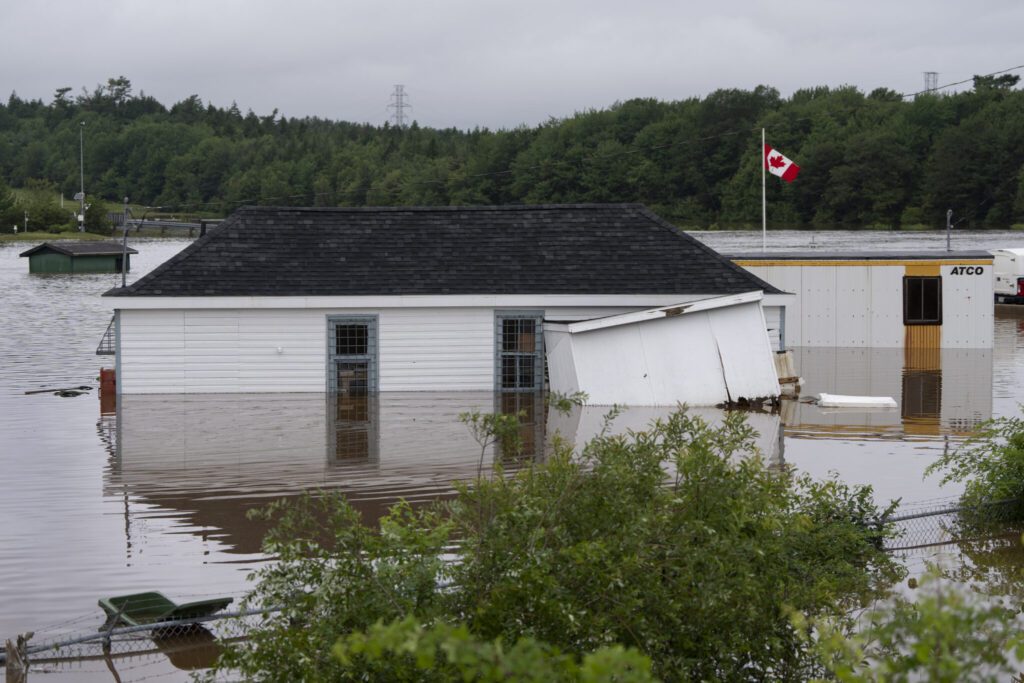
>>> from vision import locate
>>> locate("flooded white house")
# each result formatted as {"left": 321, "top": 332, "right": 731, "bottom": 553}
{"left": 103, "top": 205, "right": 789, "bottom": 402}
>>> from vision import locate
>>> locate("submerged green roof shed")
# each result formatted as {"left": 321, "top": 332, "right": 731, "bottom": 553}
{"left": 20, "top": 241, "right": 138, "bottom": 274}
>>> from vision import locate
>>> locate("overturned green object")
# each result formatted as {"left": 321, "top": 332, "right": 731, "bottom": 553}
{"left": 99, "top": 592, "right": 233, "bottom": 628}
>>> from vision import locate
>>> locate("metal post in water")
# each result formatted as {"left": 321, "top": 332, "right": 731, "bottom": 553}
{"left": 79, "top": 121, "right": 86, "bottom": 233}
{"left": 5, "top": 634, "right": 30, "bottom": 683}
{"left": 946, "top": 209, "right": 953, "bottom": 252}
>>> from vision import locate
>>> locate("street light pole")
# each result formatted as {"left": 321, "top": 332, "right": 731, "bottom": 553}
{"left": 79, "top": 121, "right": 85, "bottom": 232}
{"left": 946, "top": 209, "right": 953, "bottom": 253}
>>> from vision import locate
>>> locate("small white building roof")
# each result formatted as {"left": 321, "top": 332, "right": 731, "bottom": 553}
{"left": 545, "top": 291, "right": 764, "bottom": 335}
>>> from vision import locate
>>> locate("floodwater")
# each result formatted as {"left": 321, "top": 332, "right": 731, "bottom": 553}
{"left": 2, "top": 230, "right": 1024, "bottom": 681}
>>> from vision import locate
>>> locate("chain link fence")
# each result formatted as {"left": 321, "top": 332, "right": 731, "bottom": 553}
{"left": 884, "top": 497, "right": 1023, "bottom": 551}
{"left": 2, "top": 593, "right": 272, "bottom": 682}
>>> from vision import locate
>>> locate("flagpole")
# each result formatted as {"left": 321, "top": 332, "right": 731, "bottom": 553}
{"left": 761, "top": 128, "right": 766, "bottom": 252}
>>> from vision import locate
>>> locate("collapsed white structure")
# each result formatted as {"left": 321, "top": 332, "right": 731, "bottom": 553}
{"left": 544, "top": 291, "right": 781, "bottom": 406}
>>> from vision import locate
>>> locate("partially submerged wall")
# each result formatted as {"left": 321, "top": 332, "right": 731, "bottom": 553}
{"left": 544, "top": 294, "right": 781, "bottom": 406}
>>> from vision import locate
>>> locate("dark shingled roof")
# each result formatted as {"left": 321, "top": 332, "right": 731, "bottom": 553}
{"left": 20, "top": 241, "right": 138, "bottom": 257}
{"left": 104, "top": 204, "right": 781, "bottom": 297}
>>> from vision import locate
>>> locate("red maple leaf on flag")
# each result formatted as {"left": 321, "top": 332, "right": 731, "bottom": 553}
{"left": 765, "top": 143, "right": 800, "bottom": 182}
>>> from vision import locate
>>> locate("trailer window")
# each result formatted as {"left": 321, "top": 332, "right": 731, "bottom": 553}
{"left": 903, "top": 276, "right": 942, "bottom": 325}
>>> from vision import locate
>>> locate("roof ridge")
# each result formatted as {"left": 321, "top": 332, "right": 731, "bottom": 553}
{"left": 235, "top": 203, "right": 646, "bottom": 213}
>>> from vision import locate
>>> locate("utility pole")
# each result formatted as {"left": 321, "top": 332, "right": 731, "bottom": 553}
{"left": 121, "top": 197, "right": 131, "bottom": 287}
{"left": 946, "top": 209, "right": 953, "bottom": 252}
{"left": 387, "top": 85, "right": 411, "bottom": 128}
{"left": 924, "top": 72, "right": 938, "bottom": 93}
{"left": 78, "top": 121, "right": 86, "bottom": 232}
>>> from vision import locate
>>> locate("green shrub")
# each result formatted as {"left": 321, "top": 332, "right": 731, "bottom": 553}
{"left": 804, "top": 571, "right": 1024, "bottom": 683}
{"left": 926, "top": 413, "right": 1024, "bottom": 522}
{"left": 212, "top": 409, "right": 900, "bottom": 682}
{"left": 332, "top": 616, "right": 656, "bottom": 682}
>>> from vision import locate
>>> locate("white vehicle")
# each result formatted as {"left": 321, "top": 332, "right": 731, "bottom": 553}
{"left": 993, "top": 248, "right": 1024, "bottom": 303}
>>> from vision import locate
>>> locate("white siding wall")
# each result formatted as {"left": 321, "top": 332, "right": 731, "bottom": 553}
{"left": 941, "top": 265, "right": 993, "bottom": 348}
{"left": 117, "top": 298, "right": 776, "bottom": 394}
{"left": 238, "top": 310, "right": 326, "bottom": 392}
{"left": 119, "top": 310, "right": 186, "bottom": 394}
{"left": 868, "top": 268, "right": 905, "bottom": 347}
{"left": 120, "top": 307, "right": 498, "bottom": 394}
{"left": 378, "top": 309, "right": 494, "bottom": 391}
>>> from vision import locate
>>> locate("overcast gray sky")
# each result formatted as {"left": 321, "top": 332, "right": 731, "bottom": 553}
{"left": 1, "top": 0, "right": 1021, "bottom": 130}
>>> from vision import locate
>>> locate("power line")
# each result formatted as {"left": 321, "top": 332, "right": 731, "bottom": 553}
{"left": 901, "top": 63, "right": 1024, "bottom": 100}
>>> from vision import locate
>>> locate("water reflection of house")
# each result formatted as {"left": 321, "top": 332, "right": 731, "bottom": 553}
{"left": 102, "top": 205, "right": 787, "bottom": 396}
{"left": 107, "top": 393, "right": 500, "bottom": 554}
{"left": 549, "top": 405, "right": 784, "bottom": 466}
{"left": 105, "top": 394, "right": 781, "bottom": 554}
{"left": 780, "top": 347, "right": 992, "bottom": 439}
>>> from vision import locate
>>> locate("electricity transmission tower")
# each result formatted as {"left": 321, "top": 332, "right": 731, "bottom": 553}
{"left": 923, "top": 72, "right": 938, "bottom": 93}
{"left": 387, "top": 85, "right": 411, "bottom": 128}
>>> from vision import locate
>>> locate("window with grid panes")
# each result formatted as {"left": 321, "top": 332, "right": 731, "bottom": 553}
{"left": 327, "top": 316, "right": 377, "bottom": 395}
{"left": 496, "top": 312, "right": 544, "bottom": 391}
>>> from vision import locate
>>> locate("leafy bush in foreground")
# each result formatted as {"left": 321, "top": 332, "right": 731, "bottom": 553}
{"left": 926, "top": 413, "right": 1024, "bottom": 521}
{"left": 332, "top": 616, "right": 655, "bottom": 682}
{"left": 805, "top": 571, "right": 1024, "bottom": 683}
{"left": 211, "top": 409, "right": 900, "bottom": 682}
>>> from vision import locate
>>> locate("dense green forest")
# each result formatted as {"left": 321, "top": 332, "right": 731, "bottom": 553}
{"left": 2, "top": 74, "right": 1024, "bottom": 232}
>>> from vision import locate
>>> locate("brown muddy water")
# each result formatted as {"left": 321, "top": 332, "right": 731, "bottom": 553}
{"left": 2, "top": 230, "right": 1024, "bottom": 681}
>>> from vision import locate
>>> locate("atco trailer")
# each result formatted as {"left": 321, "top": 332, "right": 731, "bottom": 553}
{"left": 730, "top": 251, "right": 994, "bottom": 349}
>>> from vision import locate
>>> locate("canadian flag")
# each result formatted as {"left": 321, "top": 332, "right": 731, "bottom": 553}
{"left": 764, "top": 144, "right": 800, "bottom": 183}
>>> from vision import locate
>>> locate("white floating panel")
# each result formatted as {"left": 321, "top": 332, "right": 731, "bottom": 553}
{"left": 817, "top": 393, "right": 897, "bottom": 409}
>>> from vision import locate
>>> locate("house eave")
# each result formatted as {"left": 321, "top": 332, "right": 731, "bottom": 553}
{"left": 106, "top": 293, "right": 756, "bottom": 310}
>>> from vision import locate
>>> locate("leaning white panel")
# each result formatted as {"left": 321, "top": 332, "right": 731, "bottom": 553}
{"left": 543, "top": 291, "right": 781, "bottom": 406}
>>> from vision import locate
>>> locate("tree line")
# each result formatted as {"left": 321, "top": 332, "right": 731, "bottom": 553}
{"left": 1, "top": 74, "right": 1023, "bottom": 232}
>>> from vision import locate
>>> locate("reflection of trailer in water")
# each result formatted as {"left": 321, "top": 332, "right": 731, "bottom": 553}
{"left": 779, "top": 347, "right": 992, "bottom": 439}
